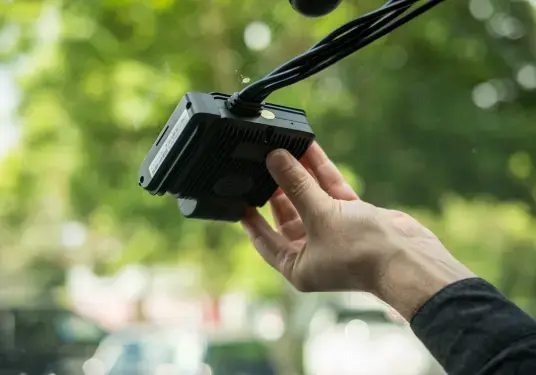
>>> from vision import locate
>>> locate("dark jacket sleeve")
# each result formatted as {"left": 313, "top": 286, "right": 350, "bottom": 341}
{"left": 410, "top": 277, "right": 536, "bottom": 375}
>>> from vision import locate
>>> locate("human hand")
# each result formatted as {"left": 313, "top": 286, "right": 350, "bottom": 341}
{"left": 241, "top": 142, "right": 475, "bottom": 320}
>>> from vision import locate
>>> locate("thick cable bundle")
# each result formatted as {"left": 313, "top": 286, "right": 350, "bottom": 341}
{"left": 232, "top": 0, "right": 445, "bottom": 107}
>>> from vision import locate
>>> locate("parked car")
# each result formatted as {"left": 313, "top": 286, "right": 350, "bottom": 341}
{"left": 88, "top": 324, "right": 206, "bottom": 375}
{"left": 0, "top": 306, "right": 108, "bottom": 375}
{"left": 204, "top": 336, "right": 277, "bottom": 375}
{"left": 303, "top": 304, "right": 445, "bottom": 375}
{"left": 89, "top": 324, "right": 278, "bottom": 375}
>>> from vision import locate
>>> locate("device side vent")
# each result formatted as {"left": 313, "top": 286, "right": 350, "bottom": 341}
{"left": 181, "top": 123, "right": 266, "bottom": 196}
{"left": 248, "top": 133, "right": 311, "bottom": 206}
{"left": 180, "top": 122, "right": 311, "bottom": 205}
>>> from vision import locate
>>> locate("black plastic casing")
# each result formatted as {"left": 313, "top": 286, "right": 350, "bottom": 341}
{"left": 138, "top": 92, "right": 315, "bottom": 222}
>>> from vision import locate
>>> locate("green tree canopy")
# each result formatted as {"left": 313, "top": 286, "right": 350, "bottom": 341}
{"left": 1, "top": 0, "right": 536, "bottom": 304}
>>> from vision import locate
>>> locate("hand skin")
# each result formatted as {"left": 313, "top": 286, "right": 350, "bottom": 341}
{"left": 241, "top": 142, "right": 475, "bottom": 321}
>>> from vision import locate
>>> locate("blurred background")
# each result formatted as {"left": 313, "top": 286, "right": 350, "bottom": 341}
{"left": 1, "top": 0, "right": 536, "bottom": 374}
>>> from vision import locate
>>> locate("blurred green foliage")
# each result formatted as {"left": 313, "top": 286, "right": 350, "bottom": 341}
{"left": 1, "top": 0, "right": 536, "bottom": 311}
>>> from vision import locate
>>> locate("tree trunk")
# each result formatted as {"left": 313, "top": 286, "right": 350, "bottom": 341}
{"left": 271, "top": 287, "right": 324, "bottom": 375}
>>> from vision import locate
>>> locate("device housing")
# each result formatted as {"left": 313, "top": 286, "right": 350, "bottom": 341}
{"left": 138, "top": 92, "right": 315, "bottom": 222}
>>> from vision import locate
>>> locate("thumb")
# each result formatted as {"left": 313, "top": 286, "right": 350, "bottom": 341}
{"left": 266, "top": 149, "right": 331, "bottom": 218}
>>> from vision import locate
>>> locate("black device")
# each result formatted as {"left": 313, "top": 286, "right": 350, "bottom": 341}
{"left": 289, "top": 0, "right": 344, "bottom": 17}
{"left": 138, "top": 0, "right": 446, "bottom": 221}
{"left": 138, "top": 92, "right": 314, "bottom": 222}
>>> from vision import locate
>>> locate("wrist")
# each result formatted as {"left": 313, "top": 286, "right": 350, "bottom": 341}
{"left": 374, "top": 246, "right": 475, "bottom": 321}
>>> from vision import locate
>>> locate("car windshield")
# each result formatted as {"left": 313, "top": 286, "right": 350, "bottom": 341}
{"left": 3, "top": 2, "right": 534, "bottom": 375}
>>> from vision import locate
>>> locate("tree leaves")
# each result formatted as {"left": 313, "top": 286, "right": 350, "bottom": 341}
{"left": 2, "top": 0, "right": 536, "bottom": 303}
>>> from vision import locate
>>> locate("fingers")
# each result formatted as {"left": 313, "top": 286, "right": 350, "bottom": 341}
{"left": 270, "top": 195, "right": 307, "bottom": 241}
{"left": 267, "top": 149, "right": 332, "bottom": 218}
{"left": 241, "top": 208, "right": 294, "bottom": 272}
{"left": 302, "top": 142, "right": 359, "bottom": 201}
{"left": 270, "top": 188, "right": 300, "bottom": 228}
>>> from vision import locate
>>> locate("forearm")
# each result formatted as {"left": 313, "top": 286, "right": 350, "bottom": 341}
{"left": 374, "top": 248, "right": 536, "bottom": 375}
{"left": 375, "top": 248, "right": 475, "bottom": 321}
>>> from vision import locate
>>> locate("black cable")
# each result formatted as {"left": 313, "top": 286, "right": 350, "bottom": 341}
{"left": 268, "top": 0, "right": 415, "bottom": 75}
{"left": 245, "top": 0, "right": 417, "bottom": 101}
{"left": 252, "top": 1, "right": 418, "bottom": 101}
{"left": 226, "top": 0, "right": 446, "bottom": 115}
{"left": 237, "top": 0, "right": 417, "bottom": 102}
{"left": 255, "top": 0, "right": 445, "bottom": 101}
{"left": 310, "top": 0, "right": 402, "bottom": 48}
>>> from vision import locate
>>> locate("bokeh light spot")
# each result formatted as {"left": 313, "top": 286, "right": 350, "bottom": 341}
{"left": 469, "top": 0, "right": 494, "bottom": 21}
{"left": 508, "top": 152, "right": 532, "bottom": 180}
{"left": 516, "top": 64, "right": 536, "bottom": 90}
{"left": 472, "top": 82, "right": 498, "bottom": 109}
{"left": 243, "top": 21, "right": 272, "bottom": 51}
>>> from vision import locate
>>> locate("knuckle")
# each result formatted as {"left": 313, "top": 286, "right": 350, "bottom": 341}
{"left": 351, "top": 202, "right": 381, "bottom": 230}
{"left": 310, "top": 200, "right": 338, "bottom": 231}
{"left": 287, "top": 171, "right": 313, "bottom": 198}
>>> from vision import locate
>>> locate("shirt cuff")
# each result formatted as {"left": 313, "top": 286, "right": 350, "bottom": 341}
{"left": 410, "top": 277, "right": 536, "bottom": 375}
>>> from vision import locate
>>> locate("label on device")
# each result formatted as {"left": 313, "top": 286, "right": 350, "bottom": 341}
{"left": 149, "top": 109, "right": 190, "bottom": 177}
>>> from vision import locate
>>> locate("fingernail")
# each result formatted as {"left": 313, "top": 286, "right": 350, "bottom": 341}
{"left": 266, "top": 149, "right": 292, "bottom": 173}
{"left": 271, "top": 187, "right": 284, "bottom": 199}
